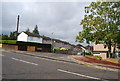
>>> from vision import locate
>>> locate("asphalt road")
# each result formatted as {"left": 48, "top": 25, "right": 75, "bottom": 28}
{"left": 1, "top": 51, "right": 119, "bottom": 80}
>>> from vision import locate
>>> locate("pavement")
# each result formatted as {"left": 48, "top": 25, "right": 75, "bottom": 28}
{"left": 70, "top": 55, "right": 120, "bottom": 72}
{"left": 1, "top": 49, "right": 120, "bottom": 72}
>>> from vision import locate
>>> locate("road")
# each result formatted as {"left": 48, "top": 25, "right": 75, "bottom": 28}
{"left": 1, "top": 51, "right": 119, "bottom": 80}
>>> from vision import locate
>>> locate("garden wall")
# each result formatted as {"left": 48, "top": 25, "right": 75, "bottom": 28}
{"left": 1, "top": 44, "right": 18, "bottom": 50}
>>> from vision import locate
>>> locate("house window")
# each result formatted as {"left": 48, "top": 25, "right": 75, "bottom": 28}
{"left": 30, "top": 37, "right": 33, "bottom": 41}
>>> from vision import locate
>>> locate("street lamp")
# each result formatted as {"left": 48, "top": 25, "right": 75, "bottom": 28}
{"left": 51, "top": 32, "right": 54, "bottom": 52}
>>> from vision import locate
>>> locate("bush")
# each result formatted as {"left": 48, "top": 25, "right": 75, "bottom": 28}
{"left": 85, "top": 52, "right": 93, "bottom": 56}
{"left": 0, "top": 40, "right": 17, "bottom": 44}
{"left": 94, "top": 56, "right": 102, "bottom": 60}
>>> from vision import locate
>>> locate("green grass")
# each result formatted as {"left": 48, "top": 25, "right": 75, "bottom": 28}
{"left": 0, "top": 40, "right": 17, "bottom": 44}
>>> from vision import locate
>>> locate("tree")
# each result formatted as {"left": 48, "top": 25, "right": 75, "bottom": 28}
{"left": 25, "top": 28, "right": 30, "bottom": 33}
{"left": 1, "top": 34, "right": 9, "bottom": 40}
{"left": 76, "top": 1, "right": 120, "bottom": 58}
{"left": 9, "top": 31, "right": 17, "bottom": 40}
{"left": 32, "top": 25, "right": 39, "bottom": 35}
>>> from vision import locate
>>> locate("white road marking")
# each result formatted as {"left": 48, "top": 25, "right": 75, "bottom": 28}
{"left": 57, "top": 69, "right": 100, "bottom": 80}
{"left": 11, "top": 57, "right": 38, "bottom": 66}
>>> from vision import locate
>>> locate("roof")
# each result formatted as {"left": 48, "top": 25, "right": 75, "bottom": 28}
{"left": 24, "top": 32, "right": 42, "bottom": 37}
{"left": 20, "top": 32, "right": 72, "bottom": 46}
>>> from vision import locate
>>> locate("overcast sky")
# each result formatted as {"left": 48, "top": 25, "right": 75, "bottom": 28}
{"left": 1, "top": 1, "right": 92, "bottom": 46}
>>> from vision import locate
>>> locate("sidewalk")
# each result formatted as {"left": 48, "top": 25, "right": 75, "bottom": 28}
{"left": 71, "top": 55, "right": 120, "bottom": 72}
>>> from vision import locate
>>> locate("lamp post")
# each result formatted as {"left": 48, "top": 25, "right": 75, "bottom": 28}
{"left": 16, "top": 15, "right": 20, "bottom": 38}
{"left": 51, "top": 32, "right": 54, "bottom": 52}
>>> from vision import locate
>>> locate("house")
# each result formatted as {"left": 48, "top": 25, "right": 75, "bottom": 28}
{"left": 18, "top": 32, "right": 72, "bottom": 49}
{"left": 17, "top": 32, "right": 51, "bottom": 52}
{"left": 84, "top": 45, "right": 93, "bottom": 53}
{"left": 17, "top": 32, "right": 82, "bottom": 54}
{"left": 17, "top": 32, "right": 42, "bottom": 43}
{"left": 93, "top": 43, "right": 120, "bottom": 59}
{"left": 42, "top": 35, "right": 72, "bottom": 49}
{"left": 70, "top": 44, "right": 82, "bottom": 54}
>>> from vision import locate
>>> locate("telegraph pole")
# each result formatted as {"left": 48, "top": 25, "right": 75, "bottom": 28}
{"left": 16, "top": 15, "right": 20, "bottom": 38}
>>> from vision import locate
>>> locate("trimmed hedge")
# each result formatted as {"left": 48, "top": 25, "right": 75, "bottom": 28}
{"left": 0, "top": 40, "right": 17, "bottom": 44}
{"left": 85, "top": 52, "right": 93, "bottom": 56}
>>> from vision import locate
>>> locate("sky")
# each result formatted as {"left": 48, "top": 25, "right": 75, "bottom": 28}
{"left": 1, "top": 0, "right": 93, "bottom": 46}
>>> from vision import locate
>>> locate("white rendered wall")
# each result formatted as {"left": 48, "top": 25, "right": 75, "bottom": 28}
{"left": 27, "top": 36, "right": 42, "bottom": 43}
{"left": 17, "top": 32, "right": 28, "bottom": 42}
{"left": 93, "top": 43, "right": 108, "bottom": 51}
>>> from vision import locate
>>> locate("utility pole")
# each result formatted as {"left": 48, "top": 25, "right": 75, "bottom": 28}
{"left": 51, "top": 32, "right": 54, "bottom": 52}
{"left": 16, "top": 15, "right": 20, "bottom": 38}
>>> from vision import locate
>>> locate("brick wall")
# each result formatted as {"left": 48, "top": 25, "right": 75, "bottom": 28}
{"left": 2, "top": 44, "right": 18, "bottom": 50}
{"left": 27, "top": 46, "right": 36, "bottom": 52}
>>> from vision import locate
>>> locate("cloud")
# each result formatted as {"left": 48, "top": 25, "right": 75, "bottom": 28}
{"left": 2, "top": 2, "right": 90, "bottom": 45}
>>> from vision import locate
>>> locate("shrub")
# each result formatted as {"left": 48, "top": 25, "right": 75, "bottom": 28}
{"left": 94, "top": 56, "right": 102, "bottom": 60}
{"left": 0, "top": 40, "right": 17, "bottom": 44}
{"left": 85, "top": 52, "right": 93, "bottom": 56}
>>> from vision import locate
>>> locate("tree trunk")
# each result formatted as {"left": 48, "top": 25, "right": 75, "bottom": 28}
{"left": 108, "top": 42, "right": 112, "bottom": 58}
{"left": 112, "top": 43, "right": 116, "bottom": 58}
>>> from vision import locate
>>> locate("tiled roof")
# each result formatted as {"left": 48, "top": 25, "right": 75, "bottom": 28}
{"left": 24, "top": 32, "right": 42, "bottom": 37}
{"left": 22, "top": 32, "right": 71, "bottom": 46}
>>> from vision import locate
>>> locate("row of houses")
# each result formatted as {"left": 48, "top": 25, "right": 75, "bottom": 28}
{"left": 17, "top": 32, "right": 120, "bottom": 58}
{"left": 17, "top": 32, "right": 82, "bottom": 54}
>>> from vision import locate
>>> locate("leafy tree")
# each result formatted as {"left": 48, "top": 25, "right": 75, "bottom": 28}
{"left": 76, "top": 1, "right": 120, "bottom": 58}
{"left": 9, "top": 31, "right": 17, "bottom": 40}
{"left": 0, "top": 34, "right": 9, "bottom": 40}
{"left": 32, "top": 25, "right": 39, "bottom": 35}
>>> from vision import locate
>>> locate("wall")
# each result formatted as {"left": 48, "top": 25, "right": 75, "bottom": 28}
{"left": 43, "top": 39, "right": 72, "bottom": 49}
{"left": 94, "top": 43, "right": 108, "bottom": 51}
{"left": 53, "top": 41, "right": 64, "bottom": 48}
{"left": 27, "top": 36, "right": 42, "bottom": 43}
{"left": 2, "top": 44, "right": 18, "bottom": 50}
{"left": 17, "top": 32, "right": 28, "bottom": 42}
{"left": 27, "top": 46, "right": 36, "bottom": 52}
{"left": 42, "top": 39, "right": 52, "bottom": 44}
{"left": 94, "top": 43, "right": 120, "bottom": 53}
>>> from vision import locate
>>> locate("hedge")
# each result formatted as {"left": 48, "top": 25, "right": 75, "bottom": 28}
{"left": 85, "top": 52, "right": 93, "bottom": 56}
{"left": 0, "top": 40, "right": 17, "bottom": 44}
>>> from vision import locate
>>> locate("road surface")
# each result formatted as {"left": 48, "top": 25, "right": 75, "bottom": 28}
{"left": 1, "top": 51, "right": 119, "bottom": 80}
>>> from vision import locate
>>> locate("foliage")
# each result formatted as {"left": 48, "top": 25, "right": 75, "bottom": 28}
{"left": 32, "top": 25, "right": 39, "bottom": 35}
{"left": 86, "top": 55, "right": 102, "bottom": 60}
{"left": 93, "top": 56, "right": 102, "bottom": 60}
{"left": 0, "top": 34, "right": 9, "bottom": 40}
{"left": 60, "top": 48, "right": 68, "bottom": 51}
{"left": 0, "top": 40, "right": 17, "bottom": 44}
{"left": 85, "top": 52, "right": 93, "bottom": 56}
{"left": 9, "top": 31, "right": 17, "bottom": 40}
{"left": 76, "top": 1, "right": 120, "bottom": 58}
{"left": 25, "top": 28, "right": 30, "bottom": 33}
